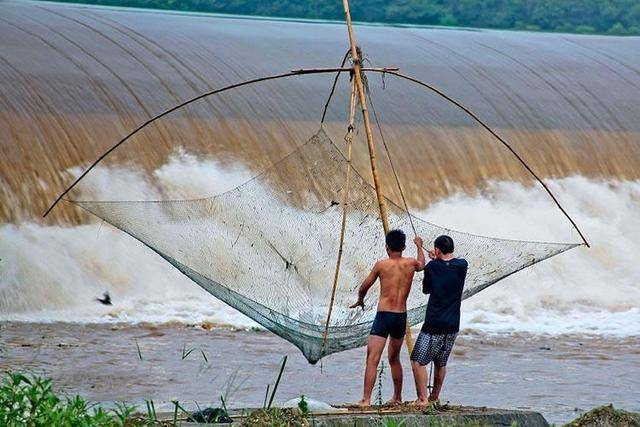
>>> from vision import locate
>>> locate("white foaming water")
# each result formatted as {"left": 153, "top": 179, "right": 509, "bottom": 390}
{"left": 423, "top": 178, "right": 640, "bottom": 337}
{"left": 1, "top": 153, "right": 639, "bottom": 337}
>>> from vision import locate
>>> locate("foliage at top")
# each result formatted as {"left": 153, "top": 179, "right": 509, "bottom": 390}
{"left": 50, "top": 0, "right": 640, "bottom": 35}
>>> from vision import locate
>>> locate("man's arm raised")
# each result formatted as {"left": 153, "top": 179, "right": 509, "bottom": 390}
{"left": 414, "top": 236, "right": 426, "bottom": 271}
{"left": 423, "top": 247, "right": 436, "bottom": 294}
{"left": 349, "top": 262, "right": 380, "bottom": 309}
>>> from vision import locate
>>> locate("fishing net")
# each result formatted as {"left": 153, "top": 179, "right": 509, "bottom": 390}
{"left": 72, "top": 127, "right": 578, "bottom": 363}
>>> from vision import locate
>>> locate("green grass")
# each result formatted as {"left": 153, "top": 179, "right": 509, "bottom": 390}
{"left": 564, "top": 404, "right": 640, "bottom": 426}
{"left": 0, "top": 371, "right": 124, "bottom": 426}
{"left": 0, "top": 371, "right": 182, "bottom": 426}
{"left": 241, "top": 407, "right": 308, "bottom": 427}
{"left": 0, "top": 341, "right": 287, "bottom": 425}
{"left": 297, "top": 395, "right": 309, "bottom": 415}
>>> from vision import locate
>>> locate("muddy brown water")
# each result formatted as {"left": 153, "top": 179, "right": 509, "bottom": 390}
{"left": 1, "top": 1, "right": 640, "bottom": 223}
{"left": 0, "top": 322, "right": 638, "bottom": 424}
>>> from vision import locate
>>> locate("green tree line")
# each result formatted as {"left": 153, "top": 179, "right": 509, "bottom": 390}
{"left": 53, "top": 0, "right": 640, "bottom": 35}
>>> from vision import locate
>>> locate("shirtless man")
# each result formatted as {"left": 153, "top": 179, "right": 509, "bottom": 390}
{"left": 349, "top": 229, "right": 425, "bottom": 407}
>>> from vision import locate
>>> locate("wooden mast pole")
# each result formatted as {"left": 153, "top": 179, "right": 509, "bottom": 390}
{"left": 341, "top": 0, "right": 415, "bottom": 353}
{"left": 342, "top": 0, "right": 389, "bottom": 233}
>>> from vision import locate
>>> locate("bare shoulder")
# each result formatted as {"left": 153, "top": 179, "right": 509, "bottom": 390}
{"left": 401, "top": 256, "right": 424, "bottom": 272}
{"left": 375, "top": 259, "right": 390, "bottom": 268}
{"left": 374, "top": 258, "right": 393, "bottom": 272}
{"left": 402, "top": 256, "right": 418, "bottom": 265}
{"left": 372, "top": 259, "right": 385, "bottom": 270}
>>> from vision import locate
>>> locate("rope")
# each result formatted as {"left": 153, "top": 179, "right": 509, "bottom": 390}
{"left": 364, "top": 69, "right": 590, "bottom": 248}
{"left": 321, "top": 81, "right": 357, "bottom": 352}
{"left": 320, "top": 50, "right": 351, "bottom": 124}
{"left": 428, "top": 361, "right": 434, "bottom": 394}
{"left": 365, "top": 82, "right": 417, "bottom": 354}
{"left": 366, "top": 85, "right": 417, "bottom": 237}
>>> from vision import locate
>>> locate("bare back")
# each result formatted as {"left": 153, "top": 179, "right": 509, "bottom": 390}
{"left": 376, "top": 257, "right": 419, "bottom": 312}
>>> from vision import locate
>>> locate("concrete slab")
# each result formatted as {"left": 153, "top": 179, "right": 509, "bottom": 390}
{"left": 170, "top": 404, "right": 549, "bottom": 426}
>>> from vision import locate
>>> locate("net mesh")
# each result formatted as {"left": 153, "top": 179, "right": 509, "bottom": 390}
{"left": 72, "top": 128, "right": 578, "bottom": 363}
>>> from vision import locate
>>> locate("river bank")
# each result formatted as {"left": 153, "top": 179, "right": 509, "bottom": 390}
{"left": 1, "top": 322, "right": 638, "bottom": 424}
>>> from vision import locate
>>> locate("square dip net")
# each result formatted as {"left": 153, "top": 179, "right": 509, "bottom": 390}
{"left": 71, "top": 128, "right": 578, "bottom": 363}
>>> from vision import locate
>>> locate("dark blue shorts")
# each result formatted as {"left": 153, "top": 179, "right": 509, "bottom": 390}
{"left": 370, "top": 311, "right": 407, "bottom": 340}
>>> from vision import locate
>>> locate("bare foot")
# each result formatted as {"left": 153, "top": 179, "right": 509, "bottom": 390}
{"left": 385, "top": 398, "right": 402, "bottom": 406}
{"left": 412, "top": 398, "right": 429, "bottom": 407}
{"left": 355, "top": 398, "right": 371, "bottom": 407}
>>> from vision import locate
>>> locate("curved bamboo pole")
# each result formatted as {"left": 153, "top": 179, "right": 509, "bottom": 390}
{"left": 365, "top": 69, "right": 590, "bottom": 248}
{"left": 42, "top": 66, "right": 394, "bottom": 218}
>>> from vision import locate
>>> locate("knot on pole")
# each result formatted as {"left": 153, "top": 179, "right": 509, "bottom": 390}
{"left": 351, "top": 46, "right": 364, "bottom": 65}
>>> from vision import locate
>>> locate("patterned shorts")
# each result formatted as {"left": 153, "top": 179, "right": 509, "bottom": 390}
{"left": 410, "top": 331, "right": 457, "bottom": 367}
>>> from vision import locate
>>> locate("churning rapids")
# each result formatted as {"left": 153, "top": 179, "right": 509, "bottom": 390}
{"left": 2, "top": 167, "right": 640, "bottom": 337}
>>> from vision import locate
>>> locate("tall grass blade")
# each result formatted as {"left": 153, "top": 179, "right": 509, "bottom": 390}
{"left": 182, "top": 344, "right": 196, "bottom": 360}
{"left": 220, "top": 394, "right": 228, "bottom": 415}
{"left": 222, "top": 368, "right": 247, "bottom": 404}
{"left": 172, "top": 400, "right": 191, "bottom": 418}
{"left": 145, "top": 399, "right": 157, "bottom": 421}
{"left": 172, "top": 400, "right": 179, "bottom": 426}
{"left": 263, "top": 384, "right": 270, "bottom": 409}
{"left": 135, "top": 339, "right": 143, "bottom": 361}
{"left": 267, "top": 355, "right": 287, "bottom": 409}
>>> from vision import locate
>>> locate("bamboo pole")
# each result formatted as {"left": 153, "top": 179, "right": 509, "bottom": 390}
{"left": 321, "top": 80, "right": 357, "bottom": 353}
{"left": 342, "top": 0, "right": 390, "bottom": 233}
{"left": 341, "top": 0, "right": 414, "bottom": 353}
{"left": 291, "top": 67, "right": 399, "bottom": 74}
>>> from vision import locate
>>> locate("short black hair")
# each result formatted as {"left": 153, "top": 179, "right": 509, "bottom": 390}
{"left": 385, "top": 229, "right": 406, "bottom": 252}
{"left": 434, "top": 235, "right": 454, "bottom": 254}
